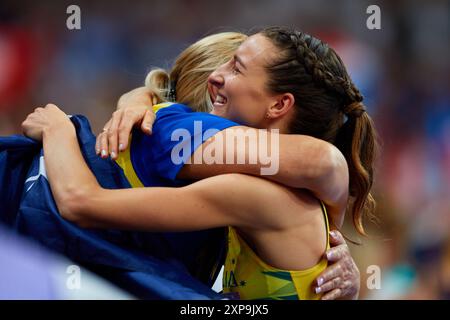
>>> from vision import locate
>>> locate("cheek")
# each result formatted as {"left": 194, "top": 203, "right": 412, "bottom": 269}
{"left": 225, "top": 79, "right": 266, "bottom": 125}
{"left": 234, "top": 98, "right": 266, "bottom": 126}
{"left": 242, "top": 91, "right": 268, "bottom": 122}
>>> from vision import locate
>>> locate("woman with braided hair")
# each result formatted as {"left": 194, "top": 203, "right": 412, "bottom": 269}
{"left": 21, "top": 27, "right": 375, "bottom": 300}
{"left": 255, "top": 27, "right": 377, "bottom": 236}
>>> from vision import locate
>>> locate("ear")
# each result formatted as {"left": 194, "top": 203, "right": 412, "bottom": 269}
{"left": 266, "top": 93, "right": 295, "bottom": 119}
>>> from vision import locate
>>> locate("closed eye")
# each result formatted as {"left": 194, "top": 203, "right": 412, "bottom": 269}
{"left": 232, "top": 59, "right": 241, "bottom": 75}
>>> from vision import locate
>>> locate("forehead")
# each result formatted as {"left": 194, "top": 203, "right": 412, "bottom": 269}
{"left": 235, "top": 34, "right": 278, "bottom": 69}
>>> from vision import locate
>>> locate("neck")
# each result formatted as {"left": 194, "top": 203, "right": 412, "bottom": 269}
{"left": 264, "top": 116, "right": 291, "bottom": 134}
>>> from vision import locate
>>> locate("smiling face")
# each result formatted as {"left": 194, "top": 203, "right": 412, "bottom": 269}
{"left": 207, "top": 34, "right": 282, "bottom": 128}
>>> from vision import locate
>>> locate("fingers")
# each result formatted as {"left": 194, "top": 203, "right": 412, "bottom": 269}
{"left": 140, "top": 109, "right": 155, "bottom": 135}
{"left": 329, "top": 230, "right": 346, "bottom": 246}
{"left": 117, "top": 113, "right": 137, "bottom": 151}
{"left": 316, "top": 247, "right": 360, "bottom": 300}
{"left": 315, "top": 263, "right": 343, "bottom": 288}
{"left": 314, "top": 230, "right": 361, "bottom": 300}
{"left": 315, "top": 276, "right": 342, "bottom": 295}
{"left": 97, "top": 94, "right": 153, "bottom": 158}
{"left": 96, "top": 119, "right": 111, "bottom": 155}
{"left": 321, "top": 288, "right": 342, "bottom": 300}
{"left": 21, "top": 117, "right": 31, "bottom": 135}
{"left": 107, "top": 111, "right": 122, "bottom": 160}
{"left": 95, "top": 133, "right": 102, "bottom": 155}
{"left": 98, "top": 130, "right": 109, "bottom": 158}
{"left": 326, "top": 243, "right": 349, "bottom": 263}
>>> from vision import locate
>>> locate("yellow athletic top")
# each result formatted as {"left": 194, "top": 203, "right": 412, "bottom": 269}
{"left": 222, "top": 201, "right": 330, "bottom": 300}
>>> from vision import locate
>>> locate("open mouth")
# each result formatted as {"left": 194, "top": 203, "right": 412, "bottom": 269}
{"left": 213, "top": 93, "right": 227, "bottom": 107}
{"left": 208, "top": 81, "right": 228, "bottom": 108}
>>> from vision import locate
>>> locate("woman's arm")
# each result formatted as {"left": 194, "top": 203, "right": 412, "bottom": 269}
{"left": 55, "top": 176, "right": 255, "bottom": 232}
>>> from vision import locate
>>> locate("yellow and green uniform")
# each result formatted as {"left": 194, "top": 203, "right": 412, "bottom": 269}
{"left": 223, "top": 202, "right": 330, "bottom": 300}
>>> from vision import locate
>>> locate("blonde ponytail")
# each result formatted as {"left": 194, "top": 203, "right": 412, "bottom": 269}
{"left": 144, "top": 68, "right": 171, "bottom": 104}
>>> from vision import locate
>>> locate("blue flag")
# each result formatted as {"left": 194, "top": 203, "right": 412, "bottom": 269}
{"left": 0, "top": 115, "right": 223, "bottom": 299}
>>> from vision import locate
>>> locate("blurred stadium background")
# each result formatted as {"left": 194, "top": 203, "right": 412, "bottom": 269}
{"left": 0, "top": 0, "right": 449, "bottom": 299}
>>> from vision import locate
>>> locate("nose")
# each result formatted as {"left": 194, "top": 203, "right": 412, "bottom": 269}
{"left": 208, "top": 64, "right": 225, "bottom": 88}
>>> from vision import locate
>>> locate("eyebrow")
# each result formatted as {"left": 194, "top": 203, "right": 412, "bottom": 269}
{"left": 234, "top": 54, "right": 247, "bottom": 70}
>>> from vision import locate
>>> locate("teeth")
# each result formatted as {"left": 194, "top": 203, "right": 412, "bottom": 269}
{"left": 215, "top": 95, "right": 226, "bottom": 104}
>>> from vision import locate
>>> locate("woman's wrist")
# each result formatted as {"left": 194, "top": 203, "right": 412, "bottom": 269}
{"left": 117, "top": 87, "right": 154, "bottom": 110}
{"left": 43, "top": 120, "right": 76, "bottom": 140}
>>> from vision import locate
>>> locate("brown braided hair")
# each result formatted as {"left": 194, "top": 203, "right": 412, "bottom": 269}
{"left": 261, "top": 27, "right": 378, "bottom": 236}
